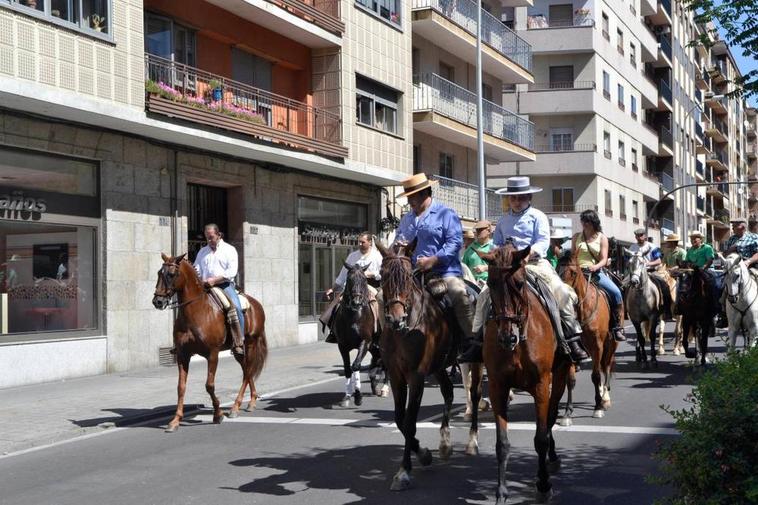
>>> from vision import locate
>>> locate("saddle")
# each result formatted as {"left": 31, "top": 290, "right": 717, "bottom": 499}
{"left": 209, "top": 286, "right": 250, "bottom": 312}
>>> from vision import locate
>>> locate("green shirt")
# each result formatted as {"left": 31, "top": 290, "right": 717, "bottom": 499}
{"left": 663, "top": 246, "right": 686, "bottom": 268}
{"left": 546, "top": 247, "right": 558, "bottom": 269}
{"left": 685, "top": 244, "right": 715, "bottom": 268}
{"left": 462, "top": 240, "right": 494, "bottom": 282}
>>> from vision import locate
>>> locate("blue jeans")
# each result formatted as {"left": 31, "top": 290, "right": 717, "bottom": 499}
{"left": 220, "top": 281, "right": 245, "bottom": 335}
{"left": 594, "top": 271, "right": 623, "bottom": 307}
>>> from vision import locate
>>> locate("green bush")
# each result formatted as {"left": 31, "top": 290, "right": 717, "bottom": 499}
{"left": 652, "top": 348, "right": 758, "bottom": 504}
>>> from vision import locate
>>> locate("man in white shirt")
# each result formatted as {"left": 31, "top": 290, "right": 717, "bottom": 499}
{"left": 194, "top": 223, "right": 245, "bottom": 355}
{"left": 320, "top": 233, "right": 382, "bottom": 343}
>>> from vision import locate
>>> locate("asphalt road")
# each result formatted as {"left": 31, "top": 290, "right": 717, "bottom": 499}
{"left": 0, "top": 327, "right": 723, "bottom": 505}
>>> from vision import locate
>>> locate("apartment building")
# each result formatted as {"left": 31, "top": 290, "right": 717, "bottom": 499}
{"left": 0, "top": 0, "right": 416, "bottom": 386}
{"left": 747, "top": 107, "right": 758, "bottom": 231}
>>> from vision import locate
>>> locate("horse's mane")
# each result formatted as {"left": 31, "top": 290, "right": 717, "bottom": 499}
{"left": 381, "top": 255, "right": 417, "bottom": 297}
{"left": 488, "top": 245, "right": 528, "bottom": 309}
{"left": 177, "top": 256, "right": 203, "bottom": 288}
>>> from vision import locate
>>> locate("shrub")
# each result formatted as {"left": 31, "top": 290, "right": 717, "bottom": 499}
{"left": 652, "top": 348, "right": 758, "bottom": 504}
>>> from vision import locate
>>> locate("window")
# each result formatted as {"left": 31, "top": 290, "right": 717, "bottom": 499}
{"left": 146, "top": 13, "right": 196, "bottom": 66}
{"left": 633, "top": 200, "right": 639, "bottom": 223}
{"left": 630, "top": 42, "right": 637, "bottom": 67}
{"left": 552, "top": 188, "right": 574, "bottom": 212}
{"left": 11, "top": 0, "right": 110, "bottom": 34}
{"left": 548, "top": 3, "right": 573, "bottom": 27}
{"left": 631, "top": 148, "right": 639, "bottom": 171}
{"left": 549, "top": 66, "right": 574, "bottom": 89}
{"left": 439, "top": 62, "right": 455, "bottom": 82}
{"left": 604, "top": 131, "right": 611, "bottom": 158}
{"left": 298, "top": 197, "right": 368, "bottom": 319}
{"left": 482, "top": 83, "right": 493, "bottom": 102}
{"left": 618, "top": 140, "right": 625, "bottom": 166}
{"left": 355, "top": 0, "right": 400, "bottom": 25}
{"left": 617, "top": 29, "right": 624, "bottom": 54}
{"left": 356, "top": 75, "right": 399, "bottom": 135}
{"left": 439, "top": 153, "right": 454, "bottom": 179}
{"left": 413, "top": 145, "right": 421, "bottom": 173}
{"left": 603, "top": 71, "right": 610, "bottom": 99}
{"left": 550, "top": 130, "right": 574, "bottom": 151}
{"left": 602, "top": 12, "right": 609, "bottom": 39}
{"left": 618, "top": 84, "right": 625, "bottom": 110}
{"left": 631, "top": 95, "right": 637, "bottom": 119}
{"left": 619, "top": 195, "right": 627, "bottom": 220}
{"left": 605, "top": 190, "right": 613, "bottom": 216}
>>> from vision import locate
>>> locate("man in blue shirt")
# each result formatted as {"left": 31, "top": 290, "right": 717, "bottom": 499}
{"left": 393, "top": 173, "right": 476, "bottom": 353}
{"left": 460, "top": 176, "right": 589, "bottom": 363}
{"left": 718, "top": 216, "right": 758, "bottom": 325}
{"left": 628, "top": 228, "right": 674, "bottom": 320}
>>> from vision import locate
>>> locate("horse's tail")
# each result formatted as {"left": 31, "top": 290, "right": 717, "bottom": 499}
{"left": 246, "top": 296, "right": 268, "bottom": 380}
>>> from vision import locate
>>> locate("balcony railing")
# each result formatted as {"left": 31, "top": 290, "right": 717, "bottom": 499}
{"left": 268, "top": 0, "right": 343, "bottom": 34}
{"left": 429, "top": 174, "right": 502, "bottom": 221}
{"left": 544, "top": 204, "right": 599, "bottom": 213}
{"left": 695, "top": 88, "right": 702, "bottom": 103}
{"left": 696, "top": 159, "right": 705, "bottom": 177}
{"left": 659, "top": 124, "right": 673, "bottom": 149}
{"left": 695, "top": 121, "right": 704, "bottom": 140}
{"left": 711, "top": 59, "right": 728, "bottom": 78}
{"left": 697, "top": 196, "right": 706, "bottom": 212}
{"left": 660, "top": 172, "right": 674, "bottom": 192}
{"left": 658, "top": 79, "right": 672, "bottom": 104}
{"left": 662, "top": 217, "right": 675, "bottom": 232}
{"left": 660, "top": 0, "right": 672, "bottom": 15}
{"left": 526, "top": 13, "right": 594, "bottom": 29}
{"left": 144, "top": 54, "right": 345, "bottom": 158}
{"left": 414, "top": 0, "right": 532, "bottom": 71}
{"left": 521, "top": 81, "right": 595, "bottom": 91}
{"left": 534, "top": 143, "right": 596, "bottom": 153}
{"left": 708, "top": 150, "right": 728, "bottom": 166}
{"left": 658, "top": 35, "right": 672, "bottom": 62}
{"left": 414, "top": 73, "right": 535, "bottom": 150}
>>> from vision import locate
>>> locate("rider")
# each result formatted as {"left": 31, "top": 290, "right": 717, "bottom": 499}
{"left": 628, "top": 228, "right": 674, "bottom": 320}
{"left": 462, "top": 220, "right": 494, "bottom": 286}
{"left": 685, "top": 230, "right": 721, "bottom": 317}
{"left": 719, "top": 216, "right": 758, "bottom": 321}
{"left": 392, "top": 172, "right": 476, "bottom": 359}
{"left": 320, "top": 232, "right": 382, "bottom": 343}
{"left": 460, "top": 176, "right": 590, "bottom": 363}
{"left": 662, "top": 233, "right": 686, "bottom": 271}
{"left": 572, "top": 209, "right": 626, "bottom": 342}
{"left": 193, "top": 223, "right": 245, "bottom": 356}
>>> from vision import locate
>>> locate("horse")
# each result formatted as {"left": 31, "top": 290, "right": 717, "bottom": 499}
{"left": 374, "top": 239, "right": 482, "bottom": 491}
{"left": 656, "top": 266, "right": 683, "bottom": 356}
{"left": 332, "top": 262, "right": 388, "bottom": 408}
{"left": 723, "top": 253, "right": 758, "bottom": 351}
{"left": 479, "top": 244, "right": 572, "bottom": 504}
{"left": 624, "top": 250, "right": 662, "bottom": 368}
{"left": 152, "top": 253, "right": 268, "bottom": 432}
{"left": 557, "top": 255, "right": 617, "bottom": 421}
{"left": 675, "top": 265, "right": 716, "bottom": 366}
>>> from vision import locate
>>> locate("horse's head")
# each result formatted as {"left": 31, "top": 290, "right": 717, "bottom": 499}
{"left": 152, "top": 252, "right": 188, "bottom": 310}
{"left": 378, "top": 246, "right": 417, "bottom": 332}
{"left": 556, "top": 250, "right": 583, "bottom": 286}
{"left": 343, "top": 262, "right": 370, "bottom": 310}
{"left": 482, "top": 244, "right": 530, "bottom": 343}
{"left": 725, "top": 253, "right": 745, "bottom": 303}
{"left": 624, "top": 248, "right": 646, "bottom": 288}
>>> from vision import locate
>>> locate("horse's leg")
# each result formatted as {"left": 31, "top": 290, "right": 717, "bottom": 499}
{"left": 591, "top": 357, "right": 604, "bottom": 418}
{"left": 435, "top": 369, "right": 454, "bottom": 460}
{"left": 352, "top": 366, "right": 363, "bottom": 407}
{"left": 548, "top": 360, "right": 570, "bottom": 471}
{"left": 673, "top": 316, "right": 683, "bottom": 355}
{"left": 465, "top": 363, "right": 482, "bottom": 456}
{"left": 337, "top": 345, "right": 353, "bottom": 408}
{"left": 727, "top": 311, "right": 738, "bottom": 352}
{"left": 657, "top": 318, "right": 666, "bottom": 355}
{"left": 490, "top": 379, "right": 511, "bottom": 505}
{"left": 533, "top": 380, "right": 553, "bottom": 499}
{"left": 389, "top": 376, "right": 412, "bottom": 491}
{"left": 633, "top": 321, "right": 646, "bottom": 367}
{"left": 601, "top": 339, "right": 616, "bottom": 410}
{"left": 560, "top": 364, "right": 576, "bottom": 427}
{"left": 460, "top": 362, "right": 473, "bottom": 420}
{"left": 650, "top": 316, "right": 659, "bottom": 367}
{"left": 701, "top": 320, "right": 711, "bottom": 367}
{"left": 406, "top": 374, "right": 431, "bottom": 466}
{"left": 204, "top": 350, "right": 223, "bottom": 424}
{"left": 166, "top": 354, "right": 190, "bottom": 433}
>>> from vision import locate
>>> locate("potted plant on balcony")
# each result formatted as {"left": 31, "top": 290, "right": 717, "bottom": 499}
{"left": 574, "top": 7, "right": 591, "bottom": 26}
{"left": 208, "top": 79, "right": 224, "bottom": 102}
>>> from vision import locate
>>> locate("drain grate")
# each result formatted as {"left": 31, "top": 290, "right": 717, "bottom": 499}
{"left": 158, "top": 346, "right": 176, "bottom": 366}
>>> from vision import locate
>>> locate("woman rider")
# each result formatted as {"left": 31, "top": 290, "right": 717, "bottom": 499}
{"left": 572, "top": 209, "right": 626, "bottom": 342}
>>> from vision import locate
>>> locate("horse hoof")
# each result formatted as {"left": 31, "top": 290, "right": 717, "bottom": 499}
{"left": 547, "top": 457, "right": 561, "bottom": 473}
{"left": 380, "top": 385, "right": 390, "bottom": 398}
{"left": 353, "top": 391, "right": 363, "bottom": 407}
{"left": 465, "top": 440, "right": 479, "bottom": 456}
{"left": 165, "top": 424, "right": 179, "bottom": 433}
{"left": 439, "top": 443, "right": 453, "bottom": 461}
{"left": 390, "top": 470, "right": 412, "bottom": 491}
{"left": 479, "top": 398, "right": 491, "bottom": 412}
{"left": 416, "top": 448, "right": 433, "bottom": 466}
{"left": 593, "top": 409, "right": 605, "bottom": 419}
{"left": 227, "top": 410, "right": 239, "bottom": 419}
{"left": 559, "top": 416, "right": 572, "bottom": 427}
{"left": 673, "top": 347, "right": 681, "bottom": 356}
{"left": 535, "top": 486, "right": 553, "bottom": 503}
{"left": 508, "top": 390, "right": 515, "bottom": 402}
{"left": 601, "top": 400, "right": 611, "bottom": 410}
{"left": 334, "top": 395, "right": 351, "bottom": 409}
{"left": 213, "top": 415, "right": 224, "bottom": 424}
{"left": 657, "top": 348, "right": 665, "bottom": 356}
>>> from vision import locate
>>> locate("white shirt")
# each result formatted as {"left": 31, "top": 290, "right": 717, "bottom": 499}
{"left": 193, "top": 239, "right": 239, "bottom": 282}
{"left": 334, "top": 248, "right": 382, "bottom": 291}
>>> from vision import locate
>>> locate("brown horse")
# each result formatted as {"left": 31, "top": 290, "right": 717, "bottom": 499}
{"left": 375, "top": 240, "right": 482, "bottom": 491}
{"left": 480, "top": 244, "right": 572, "bottom": 504}
{"left": 152, "top": 253, "right": 268, "bottom": 432}
{"left": 557, "top": 256, "right": 618, "bottom": 421}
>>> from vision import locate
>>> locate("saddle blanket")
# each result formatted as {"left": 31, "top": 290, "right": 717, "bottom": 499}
{"left": 210, "top": 286, "right": 250, "bottom": 312}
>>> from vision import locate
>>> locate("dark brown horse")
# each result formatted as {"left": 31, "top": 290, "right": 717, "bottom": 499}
{"left": 557, "top": 256, "right": 617, "bottom": 421}
{"left": 676, "top": 265, "right": 715, "bottom": 366}
{"left": 332, "top": 262, "right": 386, "bottom": 407}
{"left": 375, "top": 240, "right": 482, "bottom": 491}
{"left": 152, "top": 253, "right": 268, "bottom": 432}
{"left": 480, "top": 244, "right": 572, "bottom": 504}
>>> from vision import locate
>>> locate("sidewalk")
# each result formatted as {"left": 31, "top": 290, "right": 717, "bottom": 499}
{"left": 0, "top": 342, "right": 342, "bottom": 456}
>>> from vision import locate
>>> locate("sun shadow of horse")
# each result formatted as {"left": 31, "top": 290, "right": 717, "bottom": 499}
{"left": 222, "top": 437, "right": 670, "bottom": 504}
{"left": 69, "top": 404, "right": 204, "bottom": 428}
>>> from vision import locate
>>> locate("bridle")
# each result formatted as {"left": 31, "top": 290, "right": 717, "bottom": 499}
{"left": 488, "top": 265, "right": 529, "bottom": 348}
{"left": 153, "top": 260, "right": 204, "bottom": 310}
{"left": 726, "top": 258, "right": 757, "bottom": 314}
{"left": 382, "top": 256, "right": 417, "bottom": 331}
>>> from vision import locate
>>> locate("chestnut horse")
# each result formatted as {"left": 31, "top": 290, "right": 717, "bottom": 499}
{"left": 375, "top": 240, "right": 482, "bottom": 491}
{"left": 557, "top": 256, "right": 618, "bottom": 421}
{"left": 152, "top": 253, "right": 268, "bottom": 432}
{"left": 480, "top": 244, "right": 572, "bottom": 504}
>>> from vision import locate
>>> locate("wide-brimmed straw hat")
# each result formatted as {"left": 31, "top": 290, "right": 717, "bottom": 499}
{"left": 689, "top": 230, "right": 704, "bottom": 239}
{"left": 494, "top": 176, "right": 543, "bottom": 196}
{"left": 397, "top": 173, "right": 439, "bottom": 198}
{"left": 729, "top": 215, "right": 748, "bottom": 224}
{"left": 463, "top": 228, "right": 475, "bottom": 239}
{"left": 664, "top": 233, "right": 680, "bottom": 243}
{"left": 634, "top": 227, "right": 647, "bottom": 236}
{"left": 474, "top": 220, "right": 491, "bottom": 230}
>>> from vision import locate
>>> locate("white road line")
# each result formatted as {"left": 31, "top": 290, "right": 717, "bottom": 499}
{"left": 190, "top": 414, "right": 679, "bottom": 436}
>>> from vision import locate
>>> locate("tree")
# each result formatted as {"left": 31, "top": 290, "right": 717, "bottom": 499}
{"left": 684, "top": 0, "right": 758, "bottom": 101}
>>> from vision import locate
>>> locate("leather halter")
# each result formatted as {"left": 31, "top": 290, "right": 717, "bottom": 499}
{"left": 488, "top": 267, "right": 529, "bottom": 348}
{"left": 154, "top": 261, "right": 204, "bottom": 309}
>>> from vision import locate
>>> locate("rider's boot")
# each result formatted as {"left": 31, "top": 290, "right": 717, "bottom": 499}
{"left": 230, "top": 319, "right": 245, "bottom": 356}
{"left": 563, "top": 319, "right": 590, "bottom": 363}
{"left": 457, "top": 327, "right": 484, "bottom": 363}
{"left": 611, "top": 305, "right": 626, "bottom": 342}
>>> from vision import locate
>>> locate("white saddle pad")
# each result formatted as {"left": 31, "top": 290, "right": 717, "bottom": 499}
{"left": 210, "top": 286, "right": 250, "bottom": 311}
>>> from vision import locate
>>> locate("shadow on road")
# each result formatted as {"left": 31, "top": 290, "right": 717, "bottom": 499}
{"left": 69, "top": 404, "right": 203, "bottom": 428}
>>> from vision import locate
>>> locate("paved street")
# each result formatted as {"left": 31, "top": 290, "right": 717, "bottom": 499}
{"left": 0, "top": 325, "right": 725, "bottom": 505}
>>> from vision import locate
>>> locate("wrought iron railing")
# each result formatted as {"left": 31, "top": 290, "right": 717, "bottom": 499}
{"left": 534, "top": 143, "right": 596, "bottom": 153}
{"left": 526, "top": 14, "right": 594, "bottom": 29}
{"left": 658, "top": 34, "right": 672, "bottom": 61}
{"left": 659, "top": 0, "right": 672, "bottom": 16}
{"left": 414, "top": 73, "right": 535, "bottom": 150}
{"left": 413, "top": 0, "right": 532, "bottom": 71}
{"left": 695, "top": 122, "right": 704, "bottom": 140}
{"left": 662, "top": 218, "right": 675, "bottom": 232}
{"left": 660, "top": 172, "right": 674, "bottom": 192}
{"left": 520, "top": 81, "right": 595, "bottom": 91}
{"left": 708, "top": 150, "right": 728, "bottom": 166}
{"left": 144, "top": 54, "right": 342, "bottom": 148}
{"left": 544, "top": 204, "right": 599, "bottom": 213}
{"left": 428, "top": 174, "right": 502, "bottom": 221}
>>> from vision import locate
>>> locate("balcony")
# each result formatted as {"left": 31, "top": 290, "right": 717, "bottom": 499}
{"left": 657, "top": 79, "right": 673, "bottom": 111}
{"left": 413, "top": 73, "right": 535, "bottom": 161}
{"left": 661, "top": 218, "right": 675, "bottom": 234}
{"left": 534, "top": 142, "right": 596, "bottom": 153}
{"left": 706, "top": 94, "right": 728, "bottom": 115}
{"left": 655, "top": 35, "right": 673, "bottom": 68}
{"left": 706, "top": 150, "right": 728, "bottom": 172}
{"left": 647, "top": 0, "right": 672, "bottom": 25}
{"left": 502, "top": 81, "right": 595, "bottom": 116}
{"left": 521, "top": 15, "right": 595, "bottom": 54}
{"left": 144, "top": 54, "right": 346, "bottom": 159}
{"left": 660, "top": 171, "right": 674, "bottom": 192}
{"left": 695, "top": 121, "right": 704, "bottom": 142}
{"left": 658, "top": 124, "right": 673, "bottom": 155}
{"left": 697, "top": 195, "right": 706, "bottom": 213}
{"left": 709, "top": 59, "right": 728, "bottom": 83}
{"left": 206, "top": 0, "right": 343, "bottom": 47}
{"left": 696, "top": 69, "right": 711, "bottom": 91}
{"left": 412, "top": 0, "right": 533, "bottom": 82}
{"left": 711, "top": 117, "right": 729, "bottom": 143}
{"left": 747, "top": 123, "right": 757, "bottom": 138}
{"left": 429, "top": 174, "right": 502, "bottom": 222}
{"left": 543, "top": 204, "right": 599, "bottom": 214}
{"left": 696, "top": 159, "right": 705, "bottom": 179}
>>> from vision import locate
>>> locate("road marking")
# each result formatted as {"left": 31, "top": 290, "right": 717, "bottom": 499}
{"left": 190, "top": 414, "right": 679, "bottom": 436}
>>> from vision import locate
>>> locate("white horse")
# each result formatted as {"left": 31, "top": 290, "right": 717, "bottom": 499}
{"left": 624, "top": 250, "right": 663, "bottom": 368}
{"left": 723, "top": 253, "right": 758, "bottom": 351}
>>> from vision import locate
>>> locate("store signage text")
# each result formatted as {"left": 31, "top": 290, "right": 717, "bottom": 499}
{"left": 0, "top": 191, "right": 47, "bottom": 220}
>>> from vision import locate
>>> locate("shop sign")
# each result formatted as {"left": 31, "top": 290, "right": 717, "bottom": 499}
{"left": 0, "top": 191, "right": 47, "bottom": 220}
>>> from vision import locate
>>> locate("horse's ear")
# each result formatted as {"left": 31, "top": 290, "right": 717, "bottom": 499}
{"left": 622, "top": 247, "right": 633, "bottom": 256}
{"left": 361, "top": 263, "right": 370, "bottom": 272}
{"left": 161, "top": 252, "right": 170, "bottom": 263}
{"left": 343, "top": 261, "right": 351, "bottom": 270}
{"left": 175, "top": 253, "right": 187, "bottom": 264}
{"left": 513, "top": 245, "right": 531, "bottom": 266}
{"left": 479, "top": 250, "right": 496, "bottom": 264}
{"left": 373, "top": 236, "right": 390, "bottom": 258}
{"left": 405, "top": 238, "right": 418, "bottom": 258}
